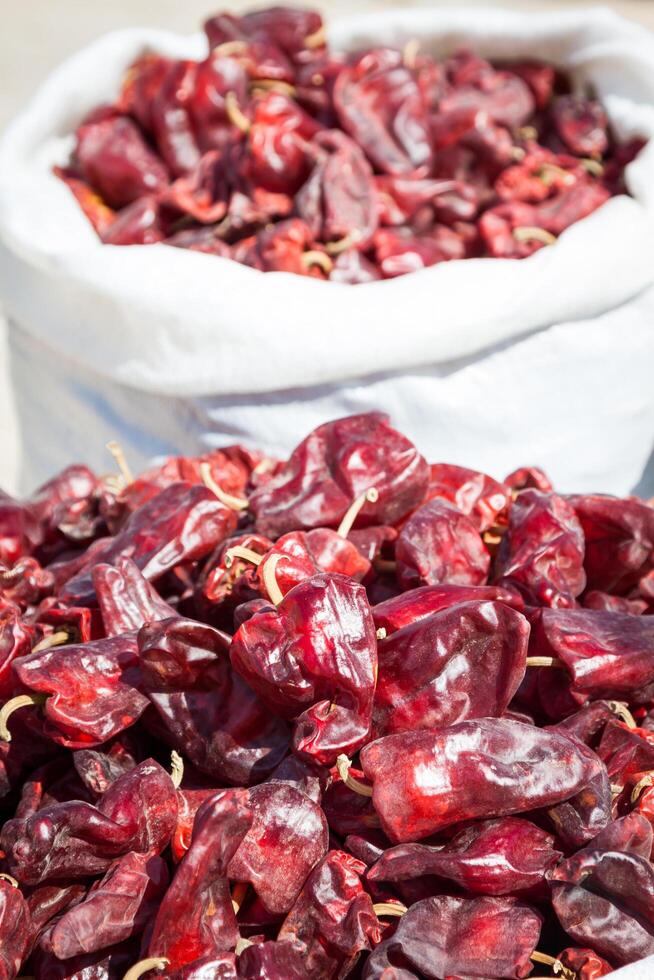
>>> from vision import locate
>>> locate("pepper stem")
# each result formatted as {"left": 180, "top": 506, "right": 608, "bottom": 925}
{"left": 170, "top": 751, "right": 184, "bottom": 789}
{"left": 106, "top": 441, "right": 133, "bottom": 485}
{"left": 0, "top": 693, "right": 47, "bottom": 742}
{"left": 200, "top": 463, "right": 249, "bottom": 511}
{"left": 122, "top": 958, "right": 170, "bottom": 980}
{"left": 336, "top": 754, "right": 373, "bottom": 797}
{"left": 31, "top": 631, "right": 69, "bottom": 654}
{"left": 250, "top": 79, "right": 297, "bottom": 97}
{"left": 337, "top": 488, "right": 379, "bottom": 539}
{"left": 261, "top": 553, "right": 287, "bottom": 606}
{"left": 304, "top": 25, "right": 327, "bottom": 49}
{"left": 225, "top": 91, "right": 251, "bottom": 133}
{"left": 231, "top": 881, "right": 248, "bottom": 913}
{"left": 525, "top": 656, "right": 566, "bottom": 669}
{"left": 631, "top": 773, "right": 654, "bottom": 804}
{"left": 225, "top": 546, "right": 264, "bottom": 569}
{"left": 376, "top": 627, "right": 387, "bottom": 641}
{"left": 513, "top": 227, "right": 557, "bottom": 246}
{"left": 301, "top": 250, "right": 333, "bottom": 274}
{"left": 402, "top": 39, "right": 420, "bottom": 69}
{"left": 531, "top": 952, "right": 575, "bottom": 980}
{"left": 213, "top": 41, "right": 249, "bottom": 57}
{"left": 373, "top": 901, "right": 408, "bottom": 917}
{"left": 0, "top": 873, "right": 18, "bottom": 888}
{"left": 235, "top": 937, "right": 254, "bottom": 956}
{"left": 608, "top": 701, "right": 637, "bottom": 729}
{"left": 325, "top": 231, "right": 363, "bottom": 256}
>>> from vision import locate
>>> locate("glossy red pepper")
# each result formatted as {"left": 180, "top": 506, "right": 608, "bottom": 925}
{"left": 364, "top": 895, "right": 542, "bottom": 979}
{"left": 250, "top": 413, "right": 429, "bottom": 538}
{"left": 359, "top": 718, "right": 600, "bottom": 842}
{"left": 372, "top": 599, "right": 529, "bottom": 735}
{"left": 395, "top": 497, "right": 490, "bottom": 590}
{"left": 278, "top": 850, "right": 382, "bottom": 978}
{"left": 146, "top": 790, "right": 251, "bottom": 969}
{"left": 1, "top": 760, "right": 177, "bottom": 884}
{"left": 368, "top": 816, "right": 561, "bottom": 895}
{"left": 231, "top": 572, "right": 377, "bottom": 765}
{"left": 138, "top": 616, "right": 290, "bottom": 784}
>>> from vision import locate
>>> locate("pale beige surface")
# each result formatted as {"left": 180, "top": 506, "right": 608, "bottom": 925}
{"left": 1, "top": 0, "right": 654, "bottom": 493}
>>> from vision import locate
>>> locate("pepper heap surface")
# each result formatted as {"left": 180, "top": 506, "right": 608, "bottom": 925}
{"left": 56, "top": 5, "right": 645, "bottom": 281}
{"left": 2, "top": 412, "right": 654, "bottom": 978}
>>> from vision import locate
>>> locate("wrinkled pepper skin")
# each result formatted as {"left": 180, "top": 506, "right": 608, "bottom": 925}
{"left": 222, "top": 781, "right": 329, "bottom": 914}
{"left": 0, "top": 879, "right": 32, "bottom": 980}
{"left": 1, "top": 760, "right": 177, "bottom": 884}
{"left": 43, "top": 852, "right": 168, "bottom": 959}
{"left": 139, "top": 616, "right": 290, "bottom": 784}
{"left": 11, "top": 632, "right": 148, "bottom": 748}
{"left": 230, "top": 573, "right": 377, "bottom": 765}
{"left": 372, "top": 600, "right": 529, "bottom": 735}
{"left": 550, "top": 819, "right": 654, "bottom": 965}
{"left": 364, "top": 895, "right": 542, "bottom": 979}
{"left": 278, "top": 850, "right": 382, "bottom": 979}
{"left": 395, "top": 498, "right": 490, "bottom": 590}
{"left": 257, "top": 528, "right": 370, "bottom": 598}
{"left": 495, "top": 489, "right": 586, "bottom": 608}
{"left": 147, "top": 790, "right": 252, "bottom": 969}
{"left": 60, "top": 483, "right": 237, "bottom": 605}
{"left": 426, "top": 463, "right": 510, "bottom": 532}
{"left": 559, "top": 947, "right": 614, "bottom": 980}
{"left": 360, "top": 718, "right": 599, "bottom": 842}
{"left": 250, "top": 413, "right": 429, "bottom": 538}
{"left": 368, "top": 816, "right": 561, "bottom": 895}
{"left": 93, "top": 557, "right": 176, "bottom": 636}
{"left": 372, "top": 582, "right": 524, "bottom": 634}
{"left": 568, "top": 493, "right": 654, "bottom": 594}
{"left": 530, "top": 606, "right": 654, "bottom": 699}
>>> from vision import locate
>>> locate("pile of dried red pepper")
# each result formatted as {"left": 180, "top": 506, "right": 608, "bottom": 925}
{"left": 1, "top": 412, "right": 654, "bottom": 979}
{"left": 56, "top": 6, "right": 645, "bottom": 280}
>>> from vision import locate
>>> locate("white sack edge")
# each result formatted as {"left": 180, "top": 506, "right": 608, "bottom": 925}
{"left": 2, "top": 7, "right": 654, "bottom": 396}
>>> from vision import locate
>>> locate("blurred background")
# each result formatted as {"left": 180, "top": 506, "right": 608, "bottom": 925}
{"left": 2, "top": 0, "right": 654, "bottom": 494}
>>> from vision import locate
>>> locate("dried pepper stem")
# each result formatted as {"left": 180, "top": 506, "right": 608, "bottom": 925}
{"left": 0, "top": 693, "right": 47, "bottom": 742}
{"left": 262, "top": 553, "right": 287, "bottom": 606}
{"left": 225, "top": 91, "right": 251, "bottom": 133}
{"left": 213, "top": 40, "right": 249, "bottom": 57}
{"left": 373, "top": 901, "right": 409, "bottom": 917}
{"left": 531, "top": 951, "right": 575, "bottom": 980}
{"left": 336, "top": 754, "right": 373, "bottom": 797}
{"left": 170, "top": 751, "right": 184, "bottom": 789}
{"left": 301, "top": 250, "right": 334, "bottom": 274}
{"left": 513, "top": 227, "right": 557, "bottom": 246}
{"left": 224, "top": 546, "right": 264, "bottom": 569}
{"left": 250, "top": 79, "right": 297, "bottom": 97}
{"left": 402, "top": 39, "right": 420, "bottom": 69}
{"left": 631, "top": 773, "right": 654, "bottom": 804}
{"left": 376, "top": 627, "right": 387, "bottom": 641}
{"left": 525, "top": 656, "right": 566, "bottom": 669}
{"left": 337, "top": 488, "right": 379, "bottom": 539}
{"left": 304, "top": 25, "right": 327, "bottom": 49}
{"left": 200, "top": 463, "right": 249, "bottom": 511}
{"left": 325, "top": 231, "right": 363, "bottom": 256}
{"left": 231, "top": 881, "right": 248, "bottom": 913}
{"left": 608, "top": 701, "right": 637, "bottom": 728}
{"left": 122, "top": 957, "right": 170, "bottom": 980}
{"left": 31, "top": 631, "right": 69, "bottom": 654}
{"left": 106, "top": 441, "right": 134, "bottom": 485}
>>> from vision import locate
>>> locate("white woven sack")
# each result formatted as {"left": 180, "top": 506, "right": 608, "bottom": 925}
{"left": 1, "top": 6, "right": 654, "bottom": 494}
